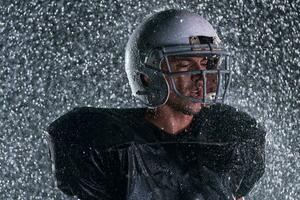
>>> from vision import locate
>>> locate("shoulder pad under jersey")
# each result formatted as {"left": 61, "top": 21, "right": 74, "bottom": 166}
{"left": 201, "top": 104, "right": 266, "bottom": 144}
{"left": 47, "top": 107, "right": 133, "bottom": 149}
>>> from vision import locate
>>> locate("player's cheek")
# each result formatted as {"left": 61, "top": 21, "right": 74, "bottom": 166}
{"left": 173, "top": 77, "right": 188, "bottom": 90}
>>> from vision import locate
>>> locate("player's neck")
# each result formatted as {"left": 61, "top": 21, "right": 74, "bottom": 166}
{"left": 144, "top": 106, "right": 194, "bottom": 135}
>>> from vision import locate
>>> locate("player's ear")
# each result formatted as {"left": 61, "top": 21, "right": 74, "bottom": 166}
{"left": 140, "top": 73, "right": 151, "bottom": 87}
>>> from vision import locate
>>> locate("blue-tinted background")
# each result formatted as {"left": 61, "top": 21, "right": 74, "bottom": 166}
{"left": 0, "top": 0, "right": 299, "bottom": 199}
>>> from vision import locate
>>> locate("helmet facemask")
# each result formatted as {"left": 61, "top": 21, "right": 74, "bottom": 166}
{"left": 144, "top": 43, "right": 232, "bottom": 105}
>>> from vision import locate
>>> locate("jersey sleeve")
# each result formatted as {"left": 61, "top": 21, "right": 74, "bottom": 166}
{"left": 237, "top": 121, "right": 266, "bottom": 198}
{"left": 46, "top": 108, "right": 125, "bottom": 200}
{"left": 225, "top": 110, "right": 266, "bottom": 198}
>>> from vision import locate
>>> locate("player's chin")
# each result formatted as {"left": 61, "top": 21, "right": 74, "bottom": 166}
{"left": 188, "top": 96, "right": 203, "bottom": 107}
{"left": 186, "top": 101, "right": 203, "bottom": 115}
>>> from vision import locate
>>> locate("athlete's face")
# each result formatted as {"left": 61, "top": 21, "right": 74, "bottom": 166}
{"left": 161, "top": 56, "right": 218, "bottom": 115}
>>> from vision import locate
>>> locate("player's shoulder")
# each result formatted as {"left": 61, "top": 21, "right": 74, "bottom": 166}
{"left": 202, "top": 104, "right": 266, "bottom": 141}
{"left": 206, "top": 104, "right": 253, "bottom": 121}
{"left": 201, "top": 103, "right": 253, "bottom": 121}
{"left": 47, "top": 107, "right": 110, "bottom": 135}
{"left": 47, "top": 106, "right": 143, "bottom": 148}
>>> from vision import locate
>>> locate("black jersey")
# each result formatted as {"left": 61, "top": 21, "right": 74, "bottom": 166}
{"left": 46, "top": 104, "right": 266, "bottom": 200}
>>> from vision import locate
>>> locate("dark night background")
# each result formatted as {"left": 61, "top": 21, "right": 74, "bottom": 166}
{"left": 0, "top": 0, "right": 299, "bottom": 199}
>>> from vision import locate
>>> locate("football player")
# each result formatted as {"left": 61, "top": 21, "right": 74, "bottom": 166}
{"left": 47, "top": 9, "right": 265, "bottom": 200}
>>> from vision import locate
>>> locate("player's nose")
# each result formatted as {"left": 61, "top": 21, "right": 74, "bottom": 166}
{"left": 191, "top": 73, "right": 203, "bottom": 83}
{"left": 190, "top": 64, "right": 205, "bottom": 82}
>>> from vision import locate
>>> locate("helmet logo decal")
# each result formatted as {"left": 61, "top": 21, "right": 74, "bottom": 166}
{"left": 189, "top": 36, "right": 214, "bottom": 45}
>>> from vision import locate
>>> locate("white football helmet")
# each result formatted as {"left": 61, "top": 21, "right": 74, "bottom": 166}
{"left": 125, "top": 9, "right": 231, "bottom": 107}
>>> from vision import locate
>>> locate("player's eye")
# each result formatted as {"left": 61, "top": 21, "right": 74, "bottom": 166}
{"left": 177, "top": 64, "right": 191, "bottom": 68}
{"left": 175, "top": 62, "right": 193, "bottom": 70}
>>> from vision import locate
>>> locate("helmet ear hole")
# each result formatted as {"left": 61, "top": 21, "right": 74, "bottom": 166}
{"left": 140, "top": 73, "right": 151, "bottom": 87}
